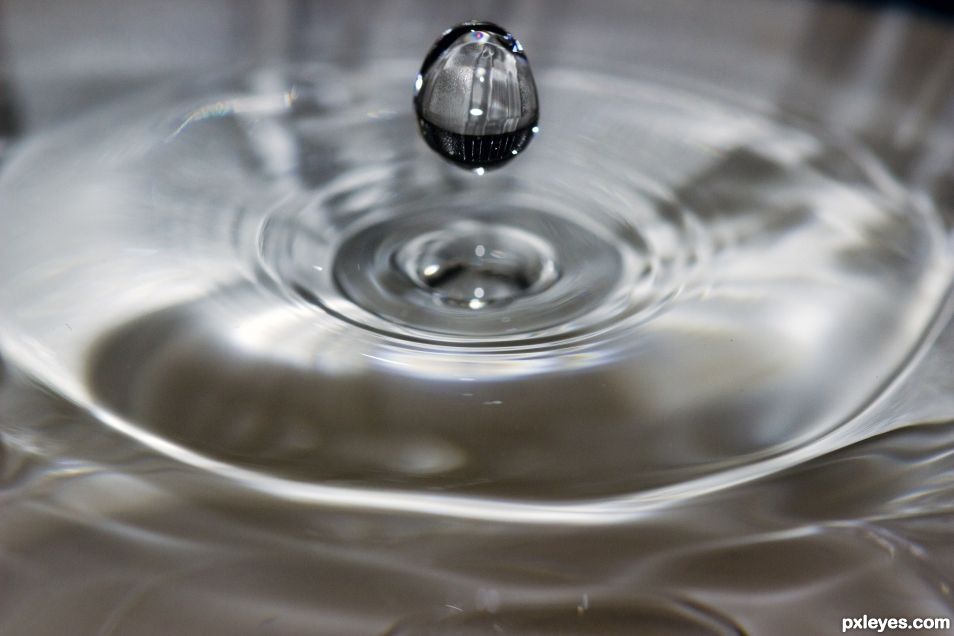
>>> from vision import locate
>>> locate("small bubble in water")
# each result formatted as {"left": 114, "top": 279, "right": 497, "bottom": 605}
{"left": 414, "top": 21, "right": 539, "bottom": 171}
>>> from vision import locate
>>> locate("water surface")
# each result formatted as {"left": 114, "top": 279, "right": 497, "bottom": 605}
{"left": 0, "top": 61, "right": 951, "bottom": 634}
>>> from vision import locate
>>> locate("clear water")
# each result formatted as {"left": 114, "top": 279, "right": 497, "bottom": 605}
{"left": 0, "top": 61, "right": 952, "bottom": 634}
{"left": 414, "top": 21, "right": 538, "bottom": 170}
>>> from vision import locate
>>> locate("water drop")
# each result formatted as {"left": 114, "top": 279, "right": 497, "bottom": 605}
{"left": 414, "top": 21, "right": 539, "bottom": 170}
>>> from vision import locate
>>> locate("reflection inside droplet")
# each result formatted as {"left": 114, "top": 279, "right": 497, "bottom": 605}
{"left": 414, "top": 21, "right": 540, "bottom": 170}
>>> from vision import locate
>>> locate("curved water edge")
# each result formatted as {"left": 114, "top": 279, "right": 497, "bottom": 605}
{"left": 0, "top": 62, "right": 950, "bottom": 523}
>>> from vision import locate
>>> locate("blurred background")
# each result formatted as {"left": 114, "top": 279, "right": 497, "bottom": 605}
{"left": 0, "top": 0, "right": 952, "bottom": 144}
{"left": 0, "top": 0, "right": 951, "bottom": 228}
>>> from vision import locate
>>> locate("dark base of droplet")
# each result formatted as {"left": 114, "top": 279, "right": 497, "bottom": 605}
{"left": 416, "top": 117, "right": 537, "bottom": 170}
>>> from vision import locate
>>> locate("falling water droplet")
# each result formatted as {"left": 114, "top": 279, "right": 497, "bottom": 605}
{"left": 414, "top": 21, "right": 540, "bottom": 171}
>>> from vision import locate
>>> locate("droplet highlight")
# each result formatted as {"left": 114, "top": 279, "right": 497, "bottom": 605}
{"left": 414, "top": 21, "right": 539, "bottom": 170}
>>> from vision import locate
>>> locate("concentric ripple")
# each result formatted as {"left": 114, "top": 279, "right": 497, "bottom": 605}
{"left": 268, "top": 180, "right": 663, "bottom": 343}
{"left": 0, "top": 62, "right": 948, "bottom": 511}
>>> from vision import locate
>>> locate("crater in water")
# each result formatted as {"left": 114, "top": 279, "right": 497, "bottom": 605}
{"left": 0, "top": 62, "right": 947, "bottom": 509}
{"left": 392, "top": 221, "right": 560, "bottom": 310}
